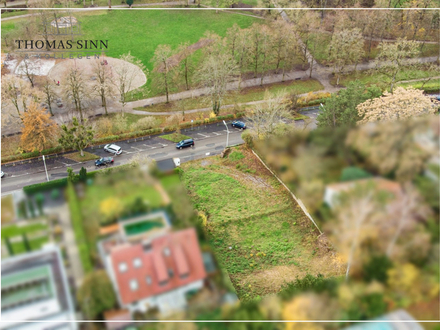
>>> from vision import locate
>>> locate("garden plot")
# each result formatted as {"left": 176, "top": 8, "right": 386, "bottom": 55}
{"left": 181, "top": 147, "right": 343, "bottom": 301}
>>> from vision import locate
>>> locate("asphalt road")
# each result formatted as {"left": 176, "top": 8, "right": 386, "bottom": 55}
{"left": 0, "top": 122, "right": 246, "bottom": 194}
{"left": 1, "top": 109, "right": 319, "bottom": 195}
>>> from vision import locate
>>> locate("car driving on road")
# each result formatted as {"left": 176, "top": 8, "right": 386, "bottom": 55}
{"left": 95, "top": 157, "right": 114, "bottom": 167}
{"left": 231, "top": 120, "right": 246, "bottom": 129}
{"left": 176, "top": 139, "right": 195, "bottom": 149}
{"left": 104, "top": 144, "right": 122, "bottom": 155}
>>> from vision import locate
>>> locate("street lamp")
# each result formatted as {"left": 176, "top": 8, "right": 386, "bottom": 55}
{"left": 42, "top": 155, "right": 49, "bottom": 182}
{"left": 223, "top": 120, "right": 229, "bottom": 148}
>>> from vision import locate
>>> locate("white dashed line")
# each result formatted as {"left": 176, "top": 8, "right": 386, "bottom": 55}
{"left": 212, "top": 132, "right": 221, "bottom": 136}
{"left": 198, "top": 133, "right": 209, "bottom": 138}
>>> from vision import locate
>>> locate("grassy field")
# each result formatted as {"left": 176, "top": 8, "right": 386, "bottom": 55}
{"left": 135, "top": 79, "right": 324, "bottom": 112}
{"left": 64, "top": 151, "right": 100, "bottom": 162}
{"left": 397, "top": 78, "right": 440, "bottom": 94}
{"left": 181, "top": 146, "right": 343, "bottom": 301}
{"left": 308, "top": 32, "right": 440, "bottom": 65}
{"left": 2, "top": 222, "right": 49, "bottom": 255}
{"left": 330, "top": 65, "right": 440, "bottom": 89}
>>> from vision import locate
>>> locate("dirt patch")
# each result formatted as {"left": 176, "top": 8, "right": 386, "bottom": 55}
{"left": 156, "top": 38, "right": 213, "bottom": 73}
{"left": 237, "top": 251, "right": 344, "bottom": 294}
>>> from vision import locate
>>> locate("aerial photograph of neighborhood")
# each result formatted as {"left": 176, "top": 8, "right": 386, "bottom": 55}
{"left": 0, "top": 0, "right": 439, "bottom": 328}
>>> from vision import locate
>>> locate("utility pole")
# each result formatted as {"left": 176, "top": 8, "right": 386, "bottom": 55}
{"left": 223, "top": 120, "right": 229, "bottom": 148}
{"left": 42, "top": 155, "right": 49, "bottom": 182}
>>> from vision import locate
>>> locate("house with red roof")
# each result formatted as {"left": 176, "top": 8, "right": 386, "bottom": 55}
{"left": 105, "top": 227, "right": 207, "bottom": 315}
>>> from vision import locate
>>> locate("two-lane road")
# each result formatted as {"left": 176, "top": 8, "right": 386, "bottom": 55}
{"left": 0, "top": 123, "right": 245, "bottom": 194}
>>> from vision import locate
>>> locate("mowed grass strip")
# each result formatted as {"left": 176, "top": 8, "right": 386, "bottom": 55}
{"left": 181, "top": 147, "right": 343, "bottom": 300}
{"left": 160, "top": 133, "right": 191, "bottom": 143}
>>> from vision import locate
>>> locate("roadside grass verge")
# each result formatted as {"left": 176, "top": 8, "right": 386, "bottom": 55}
{"left": 160, "top": 133, "right": 192, "bottom": 143}
{"left": 64, "top": 151, "right": 100, "bottom": 163}
{"left": 181, "top": 146, "right": 343, "bottom": 301}
{"left": 330, "top": 65, "right": 440, "bottom": 88}
{"left": 134, "top": 79, "right": 324, "bottom": 112}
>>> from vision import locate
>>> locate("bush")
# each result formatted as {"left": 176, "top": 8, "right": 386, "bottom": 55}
{"left": 18, "top": 200, "right": 28, "bottom": 219}
{"left": 340, "top": 166, "right": 373, "bottom": 182}
{"left": 24, "top": 178, "right": 68, "bottom": 195}
{"left": 28, "top": 199, "right": 36, "bottom": 218}
{"left": 363, "top": 255, "right": 393, "bottom": 283}
{"left": 79, "top": 167, "right": 87, "bottom": 182}
{"left": 279, "top": 274, "right": 339, "bottom": 300}
{"left": 241, "top": 131, "right": 254, "bottom": 148}
{"left": 51, "top": 188, "right": 60, "bottom": 200}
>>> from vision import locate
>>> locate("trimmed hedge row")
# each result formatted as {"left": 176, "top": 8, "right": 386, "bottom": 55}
{"left": 2, "top": 113, "right": 246, "bottom": 165}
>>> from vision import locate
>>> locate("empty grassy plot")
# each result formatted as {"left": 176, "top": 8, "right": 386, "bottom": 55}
{"left": 160, "top": 133, "right": 192, "bottom": 143}
{"left": 181, "top": 147, "right": 343, "bottom": 301}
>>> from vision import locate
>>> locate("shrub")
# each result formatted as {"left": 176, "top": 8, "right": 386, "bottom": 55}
{"left": 279, "top": 274, "right": 339, "bottom": 300}
{"left": 131, "top": 116, "right": 158, "bottom": 132}
{"left": 229, "top": 151, "right": 245, "bottom": 161}
{"left": 79, "top": 167, "right": 87, "bottom": 182}
{"left": 28, "top": 199, "right": 36, "bottom": 218}
{"left": 340, "top": 167, "right": 373, "bottom": 182}
{"left": 18, "top": 200, "right": 28, "bottom": 219}
{"left": 35, "top": 193, "right": 45, "bottom": 216}
{"left": 241, "top": 131, "right": 254, "bottom": 148}
{"left": 24, "top": 178, "right": 68, "bottom": 195}
{"left": 363, "top": 255, "right": 393, "bottom": 283}
{"left": 67, "top": 167, "right": 79, "bottom": 183}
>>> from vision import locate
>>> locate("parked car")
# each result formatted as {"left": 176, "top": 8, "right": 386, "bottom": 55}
{"left": 1, "top": 171, "right": 4, "bottom": 178}
{"left": 95, "top": 157, "right": 114, "bottom": 167}
{"left": 176, "top": 139, "right": 194, "bottom": 149}
{"left": 104, "top": 144, "right": 122, "bottom": 155}
{"left": 231, "top": 120, "right": 246, "bottom": 129}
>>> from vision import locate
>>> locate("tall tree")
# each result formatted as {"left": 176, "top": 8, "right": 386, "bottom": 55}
{"left": 248, "top": 23, "right": 265, "bottom": 79}
{"left": 177, "top": 42, "right": 195, "bottom": 91}
{"left": 92, "top": 59, "right": 115, "bottom": 115}
{"left": 246, "top": 91, "right": 292, "bottom": 138}
{"left": 59, "top": 117, "right": 94, "bottom": 157}
{"left": 21, "top": 102, "right": 59, "bottom": 152}
{"left": 196, "top": 52, "right": 238, "bottom": 115}
{"left": 19, "top": 57, "right": 37, "bottom": 88}
{"left": 258, "top": 25, "right": 273, "bottom": 86}
{"left": 41, "top": 77, "right": 57, "bottom": 116}
{"left": 151, "top": 45, "right": 175, "bottom": 103}
{"left": 63, "top": 65, "right": 89, "bottom": 123}
{"left": 113, "top": 52, "right": 148, "bottom": 111}
{"left": 357, "top": 87, "right": 437, "bottom": 124}
{"left": 374, "top": 38, "right": 420, "bottom": 93}
{"left": 317, "top": 81, "right": 382, "bottom": 128}
{"left": 328, "top": 28, "right": 365, "bottom": 86}
{"left": 77, "top": 270, "right": 116, "bottom": 319}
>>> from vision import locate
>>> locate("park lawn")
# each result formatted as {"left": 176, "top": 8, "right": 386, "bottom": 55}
{"left": 74, "top": 10, "right": 262, "bottom": 98}
{"left": 308, "top": 31, "right": 440, "bottom": 65}
{"left": 397, "top": 78, "right": 440, "bottom": 94}
{"left": 181, "top": 146, "right": 343, "bottom": 301}
{"left": 134, "top": 79, "right": 324, "bottom": 112}
{"left": 64, "top": 151, "right": 100, "bottom": 162}
{"left": 1, "top": 10, "right": 30, "bottom": 18}
{"left": 160, "top": 133, "right": 192, "bottom": 143}
{"left": 330, "top": 65, "right": 440, "bottom": 89}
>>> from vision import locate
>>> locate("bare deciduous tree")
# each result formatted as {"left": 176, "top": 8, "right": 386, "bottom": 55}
{"left": 41, "top": 77, "right": 57, "bottom": 116}
{"left": 92, "top": 59, "right": 116, "bottom": 115}
{"left": 63, "top": 64, "right": 89, "bottom": 123}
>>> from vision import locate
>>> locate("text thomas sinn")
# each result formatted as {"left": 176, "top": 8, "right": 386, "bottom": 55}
{"left": 13, "top": 39, "right": 109, "bottom": 59}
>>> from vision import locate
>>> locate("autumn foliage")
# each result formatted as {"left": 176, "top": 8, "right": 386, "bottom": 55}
{"left": 20, "top": 102, "right": 59, "bottom": 152}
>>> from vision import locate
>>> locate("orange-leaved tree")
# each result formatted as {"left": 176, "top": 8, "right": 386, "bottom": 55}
{"left": 20, "top": 102, "right": 59, "bottom": 152}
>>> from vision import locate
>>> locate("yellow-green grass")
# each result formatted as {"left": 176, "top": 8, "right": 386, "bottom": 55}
{"left": 160, "top": 133, "right": 191, "bottom": 143}
{"left": 64, "top": 151, "right": 100, "bottom": 162}
{"left": 330, "top": 65, "right": 440, "bottom": 89}
{"left": 181, "top": 146, "right": 343, "bottom": 301}
{"left": 134, "top": 79, "right": 324, "bottom": 112}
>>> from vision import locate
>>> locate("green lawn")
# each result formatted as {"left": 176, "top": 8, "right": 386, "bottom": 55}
{"left": 64, "top": 151, "right": 100, "bottom": 162}
{"left": 308, "top": 32, "right": 440, "bottom": 65}
{"left": 2, "top": 222, "right": 49, "bottom": 255}
{"left": 74, "top": 10, "right": 261, "bottom": 99}
{"left": 331, "top": 65, "right": 440, "bottom": 89}
{"left": 160, "top": 133, "right": 191, "bottom": 143}
{"left": 397, "top": 78, "right": 440, "bottom": 94}
{"left": 181, "top": 146, "right": 343, "bottom": 301}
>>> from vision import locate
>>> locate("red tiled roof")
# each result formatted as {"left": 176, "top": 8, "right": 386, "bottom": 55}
{"left": 110, "top": 228, "right": 206, "bottom": 305}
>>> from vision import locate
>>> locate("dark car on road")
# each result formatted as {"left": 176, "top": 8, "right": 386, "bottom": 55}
{"left": 95, "top": 157, "right": 114, "bottom": 167}
{"left": 231, "top": 120, "right": 246, "bottom": 129}
{"left": 176, "top": 139, "right": 195, "bottom": 149}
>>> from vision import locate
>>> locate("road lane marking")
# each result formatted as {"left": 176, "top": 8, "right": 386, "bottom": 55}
{"left": 212, "top": 132, "right": 221, "bottom": 135}
{"left": 197, "top": 133, "right": 209, "bottom": 138}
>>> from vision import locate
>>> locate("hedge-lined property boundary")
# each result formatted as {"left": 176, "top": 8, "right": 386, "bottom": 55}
{"left": 2, "top": 113, "right": 244, "bottom": 165}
